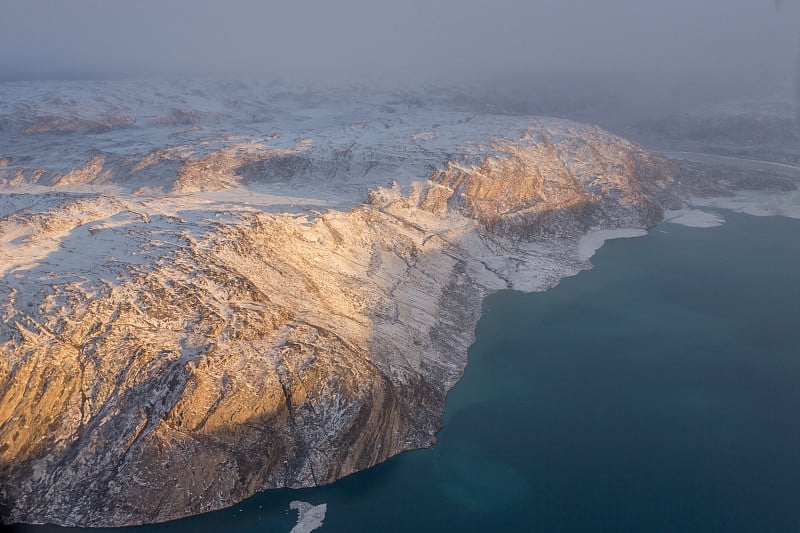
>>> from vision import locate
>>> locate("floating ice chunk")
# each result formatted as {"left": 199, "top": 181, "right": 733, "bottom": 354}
{"left": 289, "top": 500, "right": 327, "bottom": 533}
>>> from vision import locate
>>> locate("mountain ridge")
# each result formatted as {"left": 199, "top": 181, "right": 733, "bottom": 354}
{"left": 0, "top": 80, "right": 753, "bottom": 526}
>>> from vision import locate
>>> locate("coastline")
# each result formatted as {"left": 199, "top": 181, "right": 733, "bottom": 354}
{"left": 1, "top": 79, "right": 797, "bottom": 527}
{"left": 17, "top": 201, "right": 800, "bottom": 532}
{"left": 4, "top": 185, "right": 799, "bottom": 529}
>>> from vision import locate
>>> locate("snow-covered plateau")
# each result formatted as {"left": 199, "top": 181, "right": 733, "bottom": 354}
{"left": 0, "top": 79, "right": 795, "bottom": 526}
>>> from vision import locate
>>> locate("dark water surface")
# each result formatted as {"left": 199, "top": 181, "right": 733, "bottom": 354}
{"left": 13, "top": 212, "right": 800, "bottom": 532}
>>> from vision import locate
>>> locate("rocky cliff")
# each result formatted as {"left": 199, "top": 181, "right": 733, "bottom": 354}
{"left": 0, "top": 80, "right": 714, "bottom": 526}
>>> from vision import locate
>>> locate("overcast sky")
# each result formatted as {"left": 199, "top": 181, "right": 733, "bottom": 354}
{"left": 1, "top": 0, "right": 798, "bottom": 86}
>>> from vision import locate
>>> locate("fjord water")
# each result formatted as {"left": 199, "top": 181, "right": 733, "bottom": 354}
{"left": 17, "top": 212, "right": 800, "bottom": 533}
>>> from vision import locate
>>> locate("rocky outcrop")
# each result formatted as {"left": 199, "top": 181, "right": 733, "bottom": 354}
{"left": 429, "top": 127, "right": 690, "bottom": 237}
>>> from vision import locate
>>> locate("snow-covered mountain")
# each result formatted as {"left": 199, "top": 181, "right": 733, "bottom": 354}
{"left": 0, "top": 79, "right": 745, "bottom": 526}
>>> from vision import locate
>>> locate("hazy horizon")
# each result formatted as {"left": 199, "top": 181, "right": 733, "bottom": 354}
{"left": 2, "top": 0, "right": 800, "bottom": 126}
{"left": 1, "top": 1, "right": 798, "bottom": 86}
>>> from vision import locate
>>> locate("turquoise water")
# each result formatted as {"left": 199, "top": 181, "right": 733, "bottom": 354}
{"left": 13, "top": 212, "right": 800, "bottom": 532}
